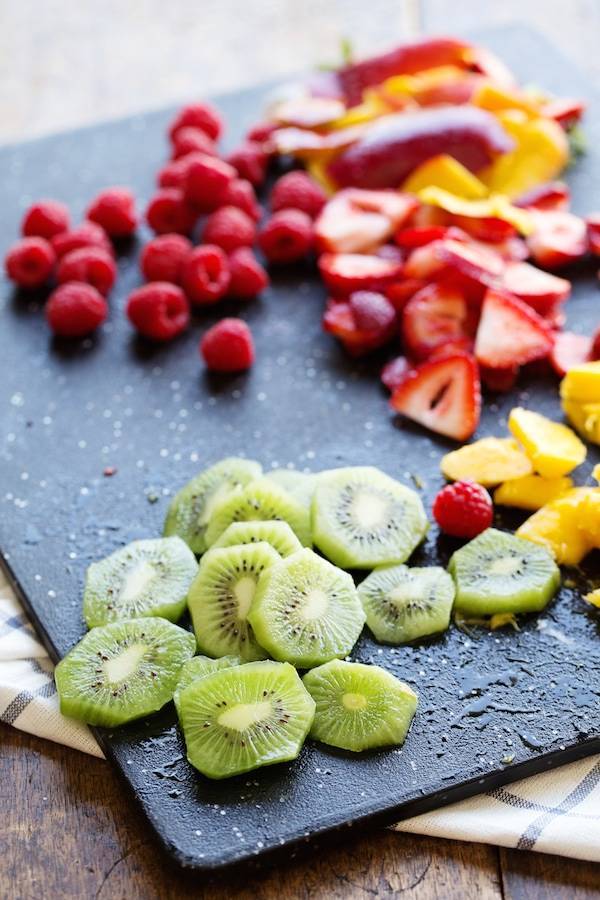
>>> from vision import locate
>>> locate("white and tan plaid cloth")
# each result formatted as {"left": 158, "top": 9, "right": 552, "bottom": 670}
{"left": 2, "top": 568, "right": 599, "bottom": 860}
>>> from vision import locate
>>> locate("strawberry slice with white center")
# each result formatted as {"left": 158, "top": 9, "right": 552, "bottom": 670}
{"left": 586, "top": 213, "right": 600, "bottom": 256}
{"left": 404, "top": 238, "right": 504, "bottom": 285}
{"left": 474, "top": 288, "right": 554, "bottom": 369}
{"left": 315, "top": 188, "right": 418, "bottom": 254}
{"left": 319, "top": 252, "right": 403, "bottom": 295}
{"left": 499, "top": 261, "right": 570, "bottom": 316}
{"left": 527, "top": 210, "right": 588, "bottom": 269}
{"left": 550, "top": 331, "right": 593, "bottom": 377}
{"left": 390, "top": 352, "right": 481, "bottom": 441}
{"left": 402, "top": 282, "right": 473, "bottom": 360}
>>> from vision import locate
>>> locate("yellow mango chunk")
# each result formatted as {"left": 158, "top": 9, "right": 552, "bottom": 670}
{"left": 417, "top": 186, "right": 533, "bottom": 235}
{"left": 494, "top": 474, "right": 573, "bottom": 510}
{"left": 581, "top": 490, "right": 600, "bottom": 544}
{"left": 472, "top": 83, "right": 541, "bottom": 117}
{"left": 516, "top": 488, "right": 595, "bottom": 566}
{"left": 560, "top": 361, "right": 600, "bottom": 403}
{"left": 508, "top": 407, "right": 586, "bottom": 478}
{"left": 441, "top": 437, "right": 533, "bottom": 486}
{"left": 402, "top": 155, "right": 488, "bottom": 200}
{"left": 585, "top": 589, "right": 600, "bottom": 608}
{"left": 593, "top": 464, "right": 600, "bottom": 483}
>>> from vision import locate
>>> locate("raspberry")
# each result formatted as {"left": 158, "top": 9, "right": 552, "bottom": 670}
{"left": 87, "top": 187, "right": 138, "bottom": 237}
{"left": 168, "top": 102, "right": 223, "bottom": 143}
{"left": 221, "top": 178, "right": 261, "bottom": 222}
{"left": 140, "top": 234, "right": 192, "bottom": 284}
{"left": 145, "top": 188, "right": 198, "bottom": 235}
{"left": 4, "top": 237, "right": 56, "bottom": 288}
{"left": 270, "top": 171, "right": 327, "bottom": 219}
{"left": 46, "top": 282, "right": 107, "bottom": 337}
{"left": 51, "top": 221, "right": 112, "bottom": 259}
{"left": 157, "top": 156, "right": 191, "bottom": 190}
{"left": 200, "top": 318, "right": 255, "bottom": 372}
{"left": 202, "top": 206, "right": 256, "bottom": 254}
{"left": 182, "top": 244, "right": 231, "bottom": 305}
{"left": 171, "top": 126, "right": 217, "bottom": 160}
{"left": 184, "top": 154, "right": 236, "bottom": 213}
{"left": 228, "top": 248, "right": 269, "bottom": 299}
{"left": 433, "top": 481, "right": 493, "bottom": 539}
{"left": 57, "top": 246, "right": 116, "bottom": 296}
{"left": 22, "top": 200, "right": 70, "bottom": 240}
{"left": 246, "top": 121, "right": 277, "bottom": 144}
{"left": 258, "top": 209, "right": 313, "bottom": 264}
{"left": 226, "top": 141, "right": 267, "bottom": 187}
{"left": 126, "top": 282, "right": 190, "bottom": 341}
{"left": 349, "top": 291, "right": 396, "bottom": 333}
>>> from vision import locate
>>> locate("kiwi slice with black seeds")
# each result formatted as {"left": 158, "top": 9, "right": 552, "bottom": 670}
{"left": 83, "top": 537, "right": 198, "bottom": 628}
{"left": 449, "top": 527, "right": 560, "bottom": 617}
{"left": 358, "top": 564, "right": 454, "bottom": 644}
{"left": 179, "top": 660, "right": 315, "bottom": 779}
{"left": 211, "top": 520, "right": 302, "bottom": 557}
{"left": 55, "top": 617, "right": 195, "bottom": 727}
{"left": 164, "top": 457, "right": 261, "bottom": 554}
{"left": 312, "top": 466, "right": 428, "bottom": 569}
{"left": 248, "top": 548, "right": 365, "bottom": 668}
{"left": 173, "top": 654, "right": 240, "bottom": 716}
{"left": 188, "top": 542, "right": 280, "bottom": 661}
{"left": 302, "top": 659, "right": 418, "bottom": 752}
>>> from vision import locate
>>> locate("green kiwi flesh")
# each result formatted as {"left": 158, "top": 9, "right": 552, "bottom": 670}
{"left": 211, "top": 520, "right": 302, "bottom": 557}
{"left": 302, "top": 659, "right": 418, "bottom": 752}
{"left": 267, "top": 469, "right": 319, "bottom": 509}
{"left": 55, "top": 617, "right": 195, "bottom": 727}
{"left": 178, "top": 660, "right": 315, "bottom": 779}
{"left": 173, "top": 654, "right": 240, "bottom": 716}
{"left": 204, "top": 478, "right": 312, "bottom": 547}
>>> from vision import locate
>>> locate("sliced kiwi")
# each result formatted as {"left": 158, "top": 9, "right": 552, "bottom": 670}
{"left": 449, "top": 528, "right": 561, "bottom": 617}
{"left": 188, "top": 542, "right": 280, "bottom": 661}
{"left": 267, "top": 469, "right": 319, "bottom": 509}
{"left": 204, "top": 478, "right": 312, "bottom": 548}
{"left": 55, "top": 617, "right": 195, "bottom": 727}
{"left": 173, "top": 654, "right": 240, "bottom": 716}
{"left": 83, "top": 537, "right": 198, "bottom": 629}
{"left": 248, "top": 548, "right": 365, "bottom": 668}
{"left": 211, "top": 520, "right": 302, "bottom": 557}
{"left": 302, "top": 659, "right": 418, "bottom": 752}
{"left": 178, "top": 660, "right": 315, "bottom": 779}
{"left": 358, "top": 564, "right": 455, "bottom": 644}
{"left": 164, "top": 457, "right": 262, "bottom": 554}
{"left": 311, "top": 466, "right": 428, "bottom": 569}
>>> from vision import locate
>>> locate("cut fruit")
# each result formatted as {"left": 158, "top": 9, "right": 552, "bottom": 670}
{"left": 494, "top": 474, "right": 573, "bottom": 510}
{"left": 550, "top": 332, "right": 592, "bottom": 378}
{"left": 314, "top": 188, "right": 417, "bottom": 254}
{"left": 204, "top": 478, "right": 312, "bottom": 547}
{"left": 212, "top": 519, "right": 302, "bottom": 557}
{"left": 560, "top": 361, "right": 600, "bottom": 403}
{"left": 585, "top": 589, "right": 600, "bottom": 608}
{"left": 508, "top": 407, "right": 586, "bottom": 478}
{"left": 173, "top": 654, "right": 240, "bottom": 716}
{"left": 319, "top": 252, "right": 404, "bottom": 295}
{"left": 267, "top": 469, "right": 319, "bottom": 511}
{"left": 358, "top": 564, "right": 455, "bottom": 644}
{"left": 302, "top": 659, "right": 418, "bottom": 752}
{"left": 449, "top": 528, "right": 560, "bottom": 616}
{"left": 187, "top": 541, "right": 280, "bottom": 661}
{"left": 179, "top": 660, "right": 315, "bottom": 779}
{"left": 311, "top": 466, "right": 428, "bottom": 569}
{"left": 474, "top": 289, "right": 553, "bottom": 369}
{"left": 516, "top": 488, "right": 597, "bottom": 565}
{"left": 55, "top": 617, "right": 195, "bottom": 727}
{"left": 401, "top": 282, "right": 472, "bottom": 361}
{"left": 248, "top": 548, "right": 365, "bottom": 668}
{"left": 500, "top": 262, "right": 570, "bottom": 316}
{"left": 83, "top": 537, "right": 198, "bottom": 628}
{"left": 527, "top": 210, "right": 588, "bottom": 269}
{"left": 164, "top": 457, "right": 262, "bottom": 554}
{"left": 440, "top": 437, "right": 533, "bottom": 486}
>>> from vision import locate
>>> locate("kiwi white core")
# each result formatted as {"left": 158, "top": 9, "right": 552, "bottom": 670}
{"left": 103, "top": 644, "right": 146, "bottom": 683}
{"left": 218, "top": 700, "right": 272, "bottom": 731}
{"left": 300, "top": 588, "right": 329, "bottom": 620}
{"left": 120, "top": 561, "right": 156, "bottom": 603}
{"left": 351, "top": 491, "right": 388, "bottom": 529}
{"left": 233, "top": 576, "right": 257, "bottom": 618}
{"left": 342, "top": 692, "right": 368, "bottom": 711}
{"left": 390, "top": 584, "right": 422, "bottom": 607}
{"left": 489, "top": 556, "right": 523, "bottom": 577}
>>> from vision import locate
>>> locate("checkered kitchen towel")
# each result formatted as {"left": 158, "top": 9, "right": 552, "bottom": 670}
{"left": 2, "top": 569, "right": 599, "bottom": 859}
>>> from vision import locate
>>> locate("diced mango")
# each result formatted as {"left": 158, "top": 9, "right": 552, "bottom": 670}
{"left": 593, "top": 464, "right": 600, "bottom": 484}
{"left": 402, "top": 155, "right": 488, "bottom": 200}
{"left": 440, "top": 437, "right": 533, "bottom": 486}
{"left": 585, "top": 589, "right": 600, "bottom": 608}
{"left": 560, "top": 361, "right": 600, "bottom": 403}
{"left": 581, "top": 490, "right": 600, "bottom": 544}
{"left": 516, "top": 488, "right": 595, "bottom": 565}
{"left": 494, "top": 474, "right": 573, "bottom": 510}
{"left": 417, "top": 187, "right": 533, "bottom": 235}
{"left": 562, "top": 399, "right": 600, "bottom": 446}
{"left": 508, "top": 407, "right": 586, "bottom": 478}
{"left": 472, "top": 83, "right": 541, "bottom": 117}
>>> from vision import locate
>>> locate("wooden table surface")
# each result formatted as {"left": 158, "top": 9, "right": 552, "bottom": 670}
{"left": 2, "top": 2, "right": 600, "bottom": 897}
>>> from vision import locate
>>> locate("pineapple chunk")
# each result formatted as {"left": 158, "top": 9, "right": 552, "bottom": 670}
{"left": 585, "top": 589, "right": 600, "bottom": 608}
{"left": 440, "top": 437, "right": 532, "bottom": 486}
{"left": 508, "top": 407, "right": 586, "bottom": 477}
{"left": 516, "top": 487, "right": 596, "bottom": 565}
{"left": 560, "top": 361, "right": 600, "bottom": 403}
{"left": 494, "top": 474, "right": 573, "bottom": 510}
{"left": 593, "top": 464, "right": 600, "bottom": 484}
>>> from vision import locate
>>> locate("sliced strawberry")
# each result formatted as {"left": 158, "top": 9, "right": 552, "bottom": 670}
{"left": 480, "top": 364, "right": 519, "bottom": 393}
{"left": 500, "top": 261, "right": 571, "bottom": 316}
{"left": 473, "top": 236, "right": 529, "bottom": 262}
{"left": 429, "top": 337, "right": 475, "bottom": 360}
{"left": 527, "top": 210, "right": 588, "bottom": 269}
{"left": 314, "top": 189, "right": 418, "bottom": 254}
{"left": 515, "top": 182, "right": 570, "bottom": 212}
{"left": 586, "top": 214, "right": 600, "bottom": 256}
{"left": 318, "top": 252, "right": 404, "bottom": 295}
{"left": 381, "top": 356, "right": 411, "bottom": 392}
{"left": 394, "top": 224, "right": 468, "bottom": 250}
{"left": 404, "top": 238, "right": 504, "bottom": 285}
{"left": 541, "top": 98, "right": 585, "bottom": 129}
{"left": 550, "top": 331, "right": 593, "bottom": 377}
{"left": 390, "top": 353, "right": 481, "bottom": 442}
{"left": 385, "top": 278, "right": 427, "bottom": 312}
{"left": 401, "top": 283, "right": 472, "bottom": 361}
{"left": 474, "top": 288, "right": 554, "bottom": 369}
{"left": 591, "top": 326, "right": 600, "bottom": 361}
{"left": 449, "top": 214, "right": 517, "bottom": 243}
{"left": 407, "top": 204, "right": 450, "bottom": 228}
{"left": 375, "top": 244, "right": 405, "bottom": 264}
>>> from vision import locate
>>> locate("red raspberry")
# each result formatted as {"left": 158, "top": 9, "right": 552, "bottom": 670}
{"left": 157, "top": 156, "right": 191, "bottom": 190}
{"left": 51, "top": 221, "right": 112, "bottom": 259}
{"left": 57, "top": 246, "right": 116, "bottom": 296}
{"left": 87, "top": 188, "right": 137, "bottom": 237}
{"left": 258, "top": 209, "right": 313, "bottom": 264}
{"left": 184, "top": 154, "right": 236, "bottom": 212}
{"left": 4, "top": 237, "right": 56, "bottom": 288}
{"left": 226, "top": 141, "right": 268, "bottom": 187}
{"left": 140, "top": 234, "right": 192, "bottom": 284}
{"left": 433, "top": 481, "right": 493, "bottom": 539}
{"left": 145, "top": 188, "right": 198, "bottom": 235}
{"left": 182, "top": 244, "right": 231, "bottom": 305}
{"left": 228, "top": 248, "right": 269, "bottom": 299}
{"left": 168, "top": 102, "right": 223, "bottom": 143}
{"left": 349, "top": 291, "right": 396, "bottom": 333}
{"left": 46, "top": 282, "right": 107, "bottom": 337}
{"left": 246, "top": 121, "right": 277, "bottom": 144}
{"left": 221, "top": 178, "right": 261, "bottom": 222}
{"left": 171, "top": 126, "right": 217, "bottom": 160}
{"left": 126, "top": 282, "right": 190, "bottom": 341}
{"left": 200, "top": 318, "right": 255, "bottom": 372}
{"left": 270, "top": 171, "right": 327, "bottom": 219}
{"left": 202, "top": 206, "right": 256, "bottom": 254}
{"left": 22, "top": 200, "right": 70, "bottom": 240}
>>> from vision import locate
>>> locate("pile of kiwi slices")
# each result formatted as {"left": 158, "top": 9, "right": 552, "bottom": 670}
{"left": 55, "top": 457, "right": 560, "bottom": 780}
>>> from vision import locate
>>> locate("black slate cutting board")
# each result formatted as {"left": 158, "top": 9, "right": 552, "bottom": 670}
{"left": 1, "top": 25, "right": 599, "bottom": 872}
